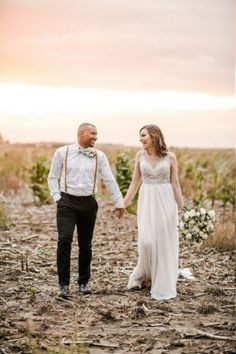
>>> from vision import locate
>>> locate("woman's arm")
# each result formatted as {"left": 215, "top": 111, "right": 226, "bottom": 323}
{"left": 169, "top": 152, "right": 184, "bottom": 210}
{"left": 123, "top": 151, "right": 142, "bottom": 207}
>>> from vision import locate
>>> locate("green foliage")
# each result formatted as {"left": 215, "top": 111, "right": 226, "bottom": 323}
{"left": 27, "top": 287, "right": 39, "bottom": 301}
{"left": 178, "top": 150, "right": 235, "bottom": 212}
{"left": 191, "top": 165, "right": 206, "bottom": 206}
{"left": 115, "top": 151, "right": 138, "bottom": 214}
{"left": 1, "top": 145, "right": 235, "bottom": 214}
{"left": 0, "top": 204, "right": 10, "bottom": 229}
{"left": 207, "top": 159, "right": 235, "bottom": 213}
{"left": 36, "top": 247, "right": 53, "bottom": 257}
{"left": 205, "top": 171, "right": 218, "bottom": 208}
{"left": 115, "top": 152, "right": 133, "bottom": 196}
{"left": 215, "top": 179, "right": 235, "bottom": 212}
{"left": 30, "top": 156, "right": 52, "bottom": 204}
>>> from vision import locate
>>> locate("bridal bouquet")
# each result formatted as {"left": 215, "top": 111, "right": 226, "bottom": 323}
{"left": 179, "top": 207, "right": 216, "bottom": 243}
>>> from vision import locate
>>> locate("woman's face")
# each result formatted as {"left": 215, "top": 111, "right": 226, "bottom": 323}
{"left": 139, "top": 128, "right": 152, "bottom": 150}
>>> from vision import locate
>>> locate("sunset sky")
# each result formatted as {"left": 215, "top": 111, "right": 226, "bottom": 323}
{"left": 0, "top": 0, "right": 235, "bottom": 147}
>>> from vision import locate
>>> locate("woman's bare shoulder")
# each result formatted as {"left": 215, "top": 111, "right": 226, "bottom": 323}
{"left": 167, "top": 151, "right": 177, "bottom": 162}
{"left": 135, "top": 149, "right": 144, "bottom": 161}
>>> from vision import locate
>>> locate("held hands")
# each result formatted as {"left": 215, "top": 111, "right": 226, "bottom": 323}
{"left": 113, "top": 208, "right": 125, "bottom": 218}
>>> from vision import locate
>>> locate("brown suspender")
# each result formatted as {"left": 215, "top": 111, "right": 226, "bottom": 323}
{"left": 92, "top": 152, "right": 98, "bottom": 196}
{"left": 64, "top": 146, "right": 69, "bottom": 194}
{"left": 64, "top": 146, "right": 98, "bottom": 196}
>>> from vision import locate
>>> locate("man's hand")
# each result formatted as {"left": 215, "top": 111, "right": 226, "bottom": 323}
{"left": 113, "top": 208, "right": 125, "bottom": 218}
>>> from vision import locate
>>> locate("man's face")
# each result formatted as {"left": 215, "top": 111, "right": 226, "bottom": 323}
{"left": 79, "top": 126, "right": 97, "bottom": 147}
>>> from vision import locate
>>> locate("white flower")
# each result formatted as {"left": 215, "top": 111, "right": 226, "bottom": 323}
{"left": 184, "top": 211, "right": 190, "bottom": 219}
{"left": 207, "top": 222, "right": 214, "bottom": 231}
{"left": 208, "top": 210, "right": 216, "bottom": 221}
{"left": 209, "top": 210, "right": 215, "bottom": 217}
{"left": 179, "top": 206, "right": 216, "bottom": 244}
{"left": 209, "top": 223, "right": 214, "bottom": 231}
{"left": 200, "top": 208, "right": 206, "bottom": 215}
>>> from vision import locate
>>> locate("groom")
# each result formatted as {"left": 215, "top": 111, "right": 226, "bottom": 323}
{"left": 48, "top": 123, "right": 124, "bottom": 297}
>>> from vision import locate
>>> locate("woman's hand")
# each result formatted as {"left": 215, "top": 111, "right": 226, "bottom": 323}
{"left": 113, "top": 208, "right": 125, "bottom": 218}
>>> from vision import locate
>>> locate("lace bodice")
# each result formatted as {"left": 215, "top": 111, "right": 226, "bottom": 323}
{"left": 140, "top": 152, "right": 171, "bottom": 184}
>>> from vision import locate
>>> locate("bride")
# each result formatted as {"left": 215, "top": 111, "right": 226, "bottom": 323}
{"left": 124, "top": 124, "right": 183, "bottom": 300}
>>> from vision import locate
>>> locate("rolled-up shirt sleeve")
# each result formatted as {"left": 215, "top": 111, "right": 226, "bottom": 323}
{"left": 99, "top": 152, "right": 124, "bottom": 208}
{"left": 47, "top": 149, "right": 63, "bottom": 202}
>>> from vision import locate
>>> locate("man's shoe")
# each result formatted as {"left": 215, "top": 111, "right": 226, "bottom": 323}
{"left": 79, "top": 283, "right": 92, "bottom": 295}
{"left": 58, "top": 285, "right": 69, "bottom": 298}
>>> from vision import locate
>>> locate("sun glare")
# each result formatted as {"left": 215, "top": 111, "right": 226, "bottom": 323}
{"left": 0, "top": 82, "right": 235, "bottom": 117}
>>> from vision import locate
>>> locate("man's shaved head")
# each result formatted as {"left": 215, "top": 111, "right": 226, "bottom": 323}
{"left": 78, "top": 123, "right": 96, "bottom": 135}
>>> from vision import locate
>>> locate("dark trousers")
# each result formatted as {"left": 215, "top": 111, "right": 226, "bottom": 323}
{"left": 56, "top": 193, "right": 98, "bottom": 286}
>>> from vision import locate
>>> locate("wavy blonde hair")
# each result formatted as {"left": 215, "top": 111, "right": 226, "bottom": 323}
{"left": 139, "top": 124, "right": 168, "bottom": 157}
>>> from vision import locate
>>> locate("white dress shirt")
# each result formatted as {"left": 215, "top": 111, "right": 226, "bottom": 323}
{"left": 47, "top": 144, "right": 124, "bottom": 208}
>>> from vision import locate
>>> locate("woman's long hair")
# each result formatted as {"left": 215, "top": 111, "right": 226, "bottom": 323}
{"left": 139, "top": 124, "right": 168, "bottom": 157}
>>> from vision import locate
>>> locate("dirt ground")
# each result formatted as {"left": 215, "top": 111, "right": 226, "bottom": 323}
{"left": 0, "top": 188, "right": 235, "bottom": 354}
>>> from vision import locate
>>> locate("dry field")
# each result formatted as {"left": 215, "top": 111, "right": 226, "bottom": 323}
{"left": 0, "top": 143, "right": 235, "bottom": 353}
{"left": 0, "top": 188, "right": 235, "bottom": 354}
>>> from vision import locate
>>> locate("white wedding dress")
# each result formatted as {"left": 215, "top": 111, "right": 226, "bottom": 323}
{"left": 127, "top": 151, "right": 179, "bottom": 300}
